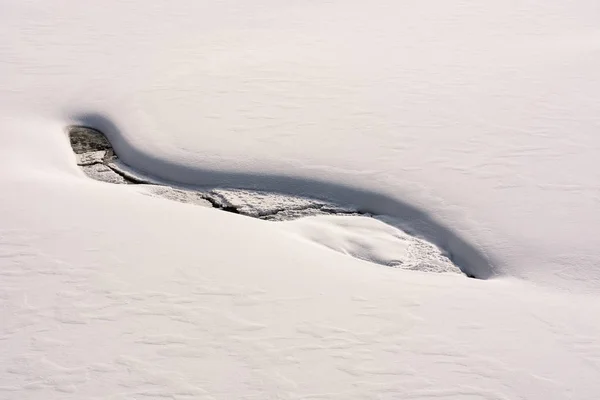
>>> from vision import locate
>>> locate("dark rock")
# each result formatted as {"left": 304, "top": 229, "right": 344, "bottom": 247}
{"left": 69, "top": 126, "right": 113, "bottom": 154}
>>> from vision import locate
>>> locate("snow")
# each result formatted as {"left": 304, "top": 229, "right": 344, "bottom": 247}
{"left": 2, "top": 164, "right": 600, "bottom": 399}
{"left": 284, "top": 216, "right": 461, "bottom": 274}
{"left": 3, "top": 0, "right": 599, "bottom": 287}
{"left": 1, "top": 0, "right": 600, "bottom": 398}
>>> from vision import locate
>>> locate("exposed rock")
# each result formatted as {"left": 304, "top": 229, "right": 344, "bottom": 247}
{"left": 66, "top": 125, "right": 364, "bottom": 221}
{"left": 81, "top": 163, "right": 129, "bottom": 184}
{"left": 66, "top": 125, "right": 464, "bottom": 276}
{"left": 69, "top": 127, "right": 113, "bottom": 154}
{"left": 203, "top": 189, "right": 357, "bottom": 219}
{"left": 136, "top": 185, "right": 213, "bottom": 208}
{"left": 76, "top": 150, "right": 106, "bottom": 166}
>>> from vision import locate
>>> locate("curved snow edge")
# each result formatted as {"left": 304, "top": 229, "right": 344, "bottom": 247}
{"left": 68, "top": 112, "right": 496, "bottom": 279}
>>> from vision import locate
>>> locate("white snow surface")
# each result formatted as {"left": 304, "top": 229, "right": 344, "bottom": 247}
{"left": 285, "top": 216, "right": 461, "bottom": 274}
{"left": 2, "top": 0, "right": 600, "bottom": 398}
{"left": 3, "top": 0, "right": 600, "bottom": 287}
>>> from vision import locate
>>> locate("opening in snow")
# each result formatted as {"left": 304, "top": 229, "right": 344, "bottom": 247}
{"left": 66, "top": 121, "right": 492, "bottom": 279}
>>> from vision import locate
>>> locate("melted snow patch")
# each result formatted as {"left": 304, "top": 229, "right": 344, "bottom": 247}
{"left": 284, "top": 215, "right": 461, "bottom": 274}
{"left": 67, "top": 125, "right": 465, "bottom": 276}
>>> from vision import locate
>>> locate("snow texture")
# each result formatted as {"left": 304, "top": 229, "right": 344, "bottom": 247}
{"left": 1, "top": 0, "right": 600, "bottom": 399}
{"left": 284, "top": 216, "right": 461, "bottom": 274}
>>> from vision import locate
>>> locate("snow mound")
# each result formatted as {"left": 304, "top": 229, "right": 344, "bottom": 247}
{"left": 285, "top": 215, "right": 461, "bottom": 274}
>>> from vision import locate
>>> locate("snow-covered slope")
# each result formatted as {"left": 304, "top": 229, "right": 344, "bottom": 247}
{"left": 2, "top": 0, "right": 600, "bottom": 288}
{"left": 2, "top": 121, "right": 600, "bottom": 399}
{"left": 2, "top": 0, "right": 600, "bottom": 398}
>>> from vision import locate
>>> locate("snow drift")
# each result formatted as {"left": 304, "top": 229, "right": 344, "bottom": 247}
{"left": 2, "top": 0, "right": 600, "bottom": 288}
{"left": 2, "top": 0, "right": 600, "bottom": 398}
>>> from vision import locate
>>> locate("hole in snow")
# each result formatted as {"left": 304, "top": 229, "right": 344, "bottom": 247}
{"left": 67, "top": 125, "right": 479, "bottom": 278}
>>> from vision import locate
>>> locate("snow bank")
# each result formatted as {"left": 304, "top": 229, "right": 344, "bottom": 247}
{"left": 2, "top": 0, "right": 600, "bottom": 398}
{"left": 1, "top": 120, "right": 599, "bottom": 398}
{"left": 2, "top": 0, "right": 598, "bottom": 288}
